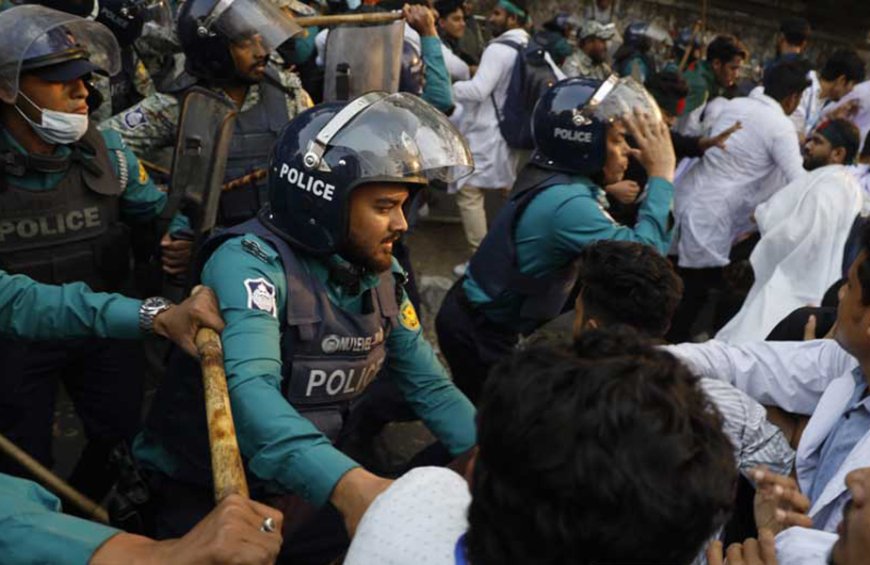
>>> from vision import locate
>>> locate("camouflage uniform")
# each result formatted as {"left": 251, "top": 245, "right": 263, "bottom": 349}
{"left": 562, "top": 49, "right": 612, "bottom": 81}
{"left": 101, "top": 65, "right": 312, "bottom": 165}
{"left": 90, "top": 55, "right": 156, "bottom": 123}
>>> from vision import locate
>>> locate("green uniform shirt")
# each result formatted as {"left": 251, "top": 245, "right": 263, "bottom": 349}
{"left": 0, "top": 473, "right": 120, "bottom": 564}
{"left": 683, "top": 59, "right": 718, "bottom": 115}
{"left": 0, "top": 269, "right": 142, "bottom": 339}
{"left": 135, "top": 235, "right": 476, "bottom": 506}
{"left": 419, "top": 36, "right": 454, "bottom": 113}
{"left": 464, "top": 176, "right": 674, "bottom": 332}
{"left": 101, "top": 67, "right": 312, "bottom": 165}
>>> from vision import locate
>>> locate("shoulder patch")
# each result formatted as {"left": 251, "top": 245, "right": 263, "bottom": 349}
{"left": 399, "top": 301, "right": 420, "bottom": 331}
{"left": 245, "top": 278, "right": 277, "bottom": 317}
{"left": 137, "top": 161, "right": 150, "bottom": 184}
{"left": 123, "top": 107, "right": 148, "bottom": 130}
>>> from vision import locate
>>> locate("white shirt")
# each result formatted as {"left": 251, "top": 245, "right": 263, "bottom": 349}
{"left": 673, "top": 88, "right": 806, "bottom": 268}
{"left": 344, "top": 467, "right": 470, "bottom": 565}
{"left": 828, "top": 80, "right": 870, "bottom": 153}
{"left": 790, "top": 70, "right": 826, "bottom": 137}
{"left": 775, "top": 527, "right": 838, "bottom": 565}
{"left": 403, "top": 25, "right": 470, "bottom": 82}
{"left": 451, "top": 28, "right": 529, "bottom": 191}
{"left": 716, "top": 165, "right": 862, "bottom": 343}
{"left": 666, "top": 339, "right": 866, "bottom": 534}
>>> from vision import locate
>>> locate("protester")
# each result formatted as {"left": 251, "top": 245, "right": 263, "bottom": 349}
{"left": 437, "top": 76, "right": 676, "bottom": 403}
{"left": 717, "top": 119, "right": 863, "bottom": 343}
{"left": 849, "top": 129, "right": 870, "bottom": 203}
{"left": 668, "top": 60, "right": 810, "bottom": 343}
{"left": 791, "top": 49, "right": 866, "bottom": 139}
{"left": 344, "top": 329, "right": 737, "bottom": 564}
{"left": 456, "top": 0, "right": 487, "bottom": 64}
{"left": 679, "top": 35, "right": 748, "bottom": 135}
{"left": 436, "top": 0, "right": 475, "bottom": 75}
{"left": 449, "top": 0, "right": 535, "bottom": 276}
{"left": 666, "top": 221, "right": 870, "bottom": 555}
{"left": 771, "top": 16, "right": 811, "bottom": 67}
{"left": 562, "top": 20, "right": 615, "bottom": 81}
{"left": 133, "top": 92, "right": 477, "bottom": 564}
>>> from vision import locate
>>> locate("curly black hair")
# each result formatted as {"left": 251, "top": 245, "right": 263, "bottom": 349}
{"left": 576, "top": 240, "right": 683, "bottom": 338}
{"left": 467, "top": 329, "right": 737, "bottom": 565}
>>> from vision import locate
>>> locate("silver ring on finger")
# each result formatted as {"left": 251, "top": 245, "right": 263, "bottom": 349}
{"left": 260, "top": 516, "right": 276, "bottom": 533}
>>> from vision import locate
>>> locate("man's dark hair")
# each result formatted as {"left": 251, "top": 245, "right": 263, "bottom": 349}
{"left": 858, "top": 221, "right": 870, "bottom": 305}
{"left": 705, "top": 35, "right": 747, "bottom": 64}
{"left": 779, "top": 16, "right": 810, "bottom": 46}
{"left": 646, "top": 70, "right": 690, "bottom": 117}
{"left": 763, "top": 59, "right": 812, "bottom": 102}
{"left": 577, "top": 241, "right": 683, "bottom": 338}
{"left": 435, "top": 0, "right": 464, "bottom": 18}
{"left": 861, "top": 130, "right": 870, "bottom": 159}
{"left": 468, "top": 332, "right": 737, "bottom": 565}
{"left": 816, "top": 118, "right": 861, "bottom": 164}
{"left": 819, "top": 49, "right": 866, "bottom": 85}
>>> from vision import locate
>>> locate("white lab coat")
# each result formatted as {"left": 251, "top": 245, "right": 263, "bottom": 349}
{"left": 450, "top": 28, "right": 530, "bottom": 192}
{"left": 673, "top": 88, "right": 806, "bottom": 268}
{"left": 666, "top": 339, "right": 867, "bottom": 535}
{"left": 716, "top": 166, "right": 862, "bottom": 343}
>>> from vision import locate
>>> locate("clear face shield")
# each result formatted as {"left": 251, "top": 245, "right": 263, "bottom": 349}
{"left": 305, "top": 92, "right": 475, "bottom": 185}
{"left": 197, "top": 0, "right": 302, "bottom": 51}
{"left": 575, "top": 75, "right": 663, "bottom": 128}
{"left": 0, "top": 5, "right": 121, "bottom": 104}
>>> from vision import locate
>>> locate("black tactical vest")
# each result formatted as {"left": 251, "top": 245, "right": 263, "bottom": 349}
{"left": 0, "top": 125, "right": 130, "bottom": 291}
{"left": 466, "top": 165, "right": 581, "bottom": 334}
{"left": 110, "top": 47, "right": 145, "bottom": 116}
{"left": 170, "top": 215, "right": 400, "bottom": 442}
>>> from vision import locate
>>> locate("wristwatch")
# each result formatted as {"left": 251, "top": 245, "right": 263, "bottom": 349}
{"left": 139, "top": 296, "right": 174, "bottom": 334}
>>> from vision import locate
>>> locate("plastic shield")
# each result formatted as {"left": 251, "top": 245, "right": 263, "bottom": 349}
{"left": 581, "top": 75, "right": 663, "bottom": 126}
{"left": 309, "top": 92, "right": 474, "bottom": 183}
{"left": 0, "top": 5, "right": 121, "bottom": 103}
{"left": 164, "top": 87, "right": 238, "bottom": 238}
{"left": 203, "top": 0, "right": 302, "bottom": 52}
{"left": 323, "top": 21, "right": 404, "bottom": 102}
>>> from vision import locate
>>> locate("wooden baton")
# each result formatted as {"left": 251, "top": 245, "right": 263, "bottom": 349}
{"left": 0, "top": 432, "right": 110, "bottom": 524}
{"left": 292, "top": 11, "right": 403, "bottom": 28}
{"left": 194, "top": 307, "right": 249, "bottom": 502}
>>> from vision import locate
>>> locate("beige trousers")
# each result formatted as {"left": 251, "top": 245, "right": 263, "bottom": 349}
{"left": 456, "top": 185, "right": 509, "bottom": 252}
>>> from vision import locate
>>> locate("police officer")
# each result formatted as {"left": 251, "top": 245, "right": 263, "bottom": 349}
{"left": 104, "top": 0, "right": 313, "bottom": 228}
{"left": 0, "top": 5, "right": 187, "bottom": 503}
{"left": 435, "top": 76, "right": 677, "bottom": 403}
{"left": 134, "top": 91, "right": 477, "bottom": 564}
{"left": 0, "top": 271, "right": 287, "bottom": 565}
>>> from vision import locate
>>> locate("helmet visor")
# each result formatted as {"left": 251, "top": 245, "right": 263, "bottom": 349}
{"left": 210, "top": 0, "right": 302, "bottom": 52}
{"left": 141, "top": 0, "right": 174, "bottom": 29}
{"left": 325, "top": 92, "right": 475, "bottom": 184}
{"left": 581, "top": 75, "right": 663, "bottom": 126}
{"left": 0, "top": 5, "right": 120, "bottom": 104}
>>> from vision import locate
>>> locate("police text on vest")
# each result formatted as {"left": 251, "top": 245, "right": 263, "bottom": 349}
{"left": 0, "top": 207, "right": 101, "bottom": 242}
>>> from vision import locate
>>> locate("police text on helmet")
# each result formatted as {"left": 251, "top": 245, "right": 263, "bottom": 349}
{"left": 554, "top": 127, "right": 593, "bottom": 143}
{"left": 277, "top": 164, "right": 335, "bottom": 201}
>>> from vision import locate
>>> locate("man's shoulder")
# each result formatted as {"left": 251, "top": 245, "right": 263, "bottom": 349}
{"left": 108, "top": 92, "right": 179, "bottom": 132}
{"left": 207, "top": 234, "right": 283, "bottom": 275}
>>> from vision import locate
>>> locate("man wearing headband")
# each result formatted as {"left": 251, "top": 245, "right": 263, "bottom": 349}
{"left": 716, "top": 118, "right": 863, "bottom": 343}
{"left": 449, "top": 0, "right": 538, "bottom": 277}
{"left": 436, "top": 76, "right": 676, "bottom": 403}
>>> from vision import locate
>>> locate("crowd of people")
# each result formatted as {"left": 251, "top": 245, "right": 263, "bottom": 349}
{"left": 2, "top": 0, "right": 870, "bottom": 563}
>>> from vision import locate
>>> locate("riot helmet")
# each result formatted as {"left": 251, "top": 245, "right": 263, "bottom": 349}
{"left": 530, "top": 75, "right": 661, "bottom": 175}
{"left": 265, "top": 91, "right": 474, "bottom": 255}
{"left": 95, "top": 0, "right": 146, "bottom": 48}
{"left": 0, "top": 5, "right": 120, "bottom": 103}
{"left": 177, "top": 0, "right": 301, "bottom": 82}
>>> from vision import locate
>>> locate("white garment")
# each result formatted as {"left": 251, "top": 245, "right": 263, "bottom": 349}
{"left": 775, "top": 527, "right": 838, "bottom": 565}
{"left": 665, "top": 338, "right": 866, "bottom": 535}
{"left": 451, "top": 28, "right": 529, "bottom": 192}
{"left": 673, "top": 88, "right": 806, "bottom": 268}
{"left": 716, "top": 165, "right": 862, "bottom": 343}
{"left": 344, "top": 467, "right": 470, "bottom": 565}
{"left": 828, "top": 80, "right": 870, "bottom": 153}
{"left": 790, "top": 70, "right": 828, "bottom": 137}
{"left": 849, "top": 163, "right": 870, "bottom": 214}
{"left": 403, "top": 25, "right": 470, "bottom": 82}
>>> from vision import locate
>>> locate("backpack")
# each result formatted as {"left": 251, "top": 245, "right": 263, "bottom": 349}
{"left": 491, "top": 37, "right": 559, "bottom": 150}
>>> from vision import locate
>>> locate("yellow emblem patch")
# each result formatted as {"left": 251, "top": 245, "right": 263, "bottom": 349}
{"left": 138, "top": 161, "right": 150, "bottom": 184}
{"left": 399, "top": 301, "right": 420, "bottom": 331}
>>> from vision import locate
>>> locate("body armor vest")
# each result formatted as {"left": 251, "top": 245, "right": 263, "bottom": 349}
{"left": 169, "top": 215, "right": 400, "bottom": 442}
{"left": 110, "top": 47, "right": 145, "bottom": 116}
{"left": 467, "top": 165, "right": 581, "bottom": 334}
{"left": 0, "top": 125, "right": 130, "bottom": 291}
{"left": 177, "top": 74, "right": 288, "bottom": 227}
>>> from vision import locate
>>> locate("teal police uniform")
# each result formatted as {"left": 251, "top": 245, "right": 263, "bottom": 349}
{"left": 136, "top": 231, "right": 476, "bottom": 503}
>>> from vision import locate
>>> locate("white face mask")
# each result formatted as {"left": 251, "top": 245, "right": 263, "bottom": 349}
{"left": 15, "top": 92, "right": 89, "bottom": 145}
